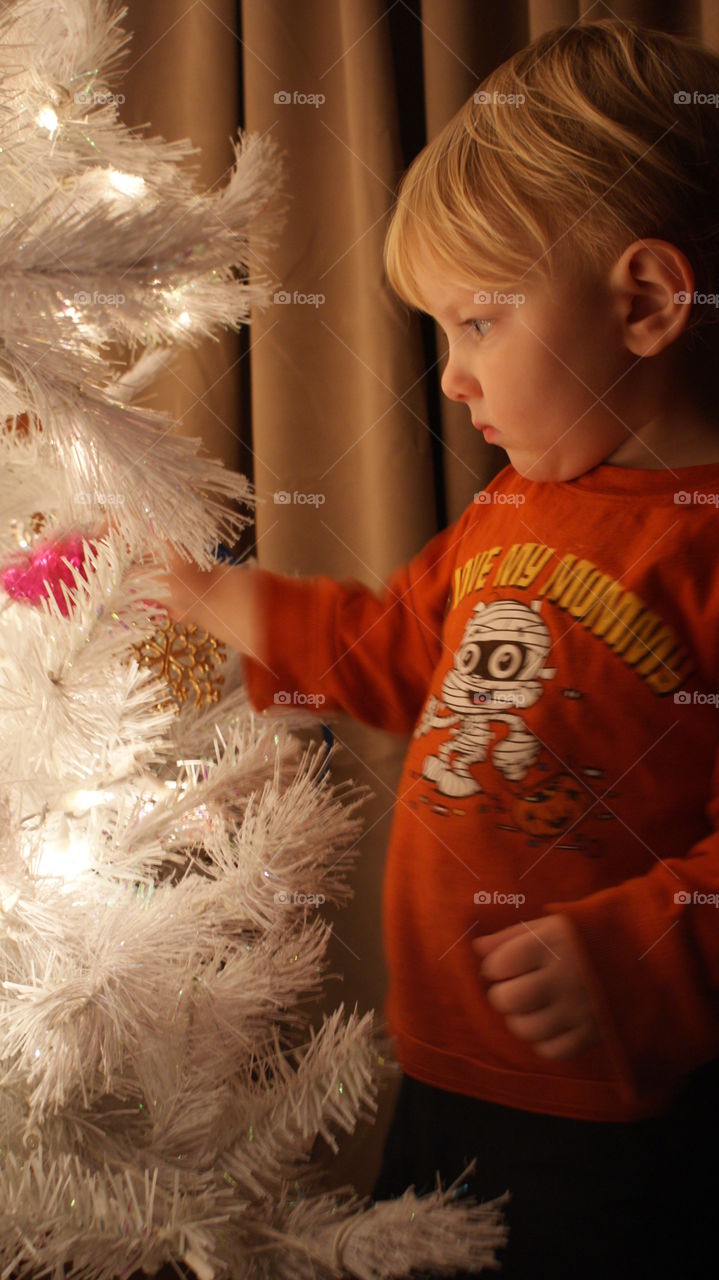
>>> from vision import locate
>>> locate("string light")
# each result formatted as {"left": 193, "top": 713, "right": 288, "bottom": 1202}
{"left": 35, "top": 105, "right": 58, "bottom": 137}
{"left": 19, "top": 780, "right": 184, "bottom": 883}
{"left": 60, "top": 302, "right": 82, "bottom": 323}
{"left": 31, "top": 815, "right": 92, "bottom": 882}
{"left": 62, "top": 788, "right": 114, "bottom": 814}
{"left": 107, "top": 169, "right": 146, "bottom": 199}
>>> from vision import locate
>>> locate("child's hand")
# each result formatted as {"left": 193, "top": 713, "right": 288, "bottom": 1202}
{"left": 152, "top": 543, "right": 261, "bottom": 658}
{"left": 155, "top": 544, "right": 216, "bottom": 625}
{"left": 472, "top": 914, "right": 601, "bottom": 1060}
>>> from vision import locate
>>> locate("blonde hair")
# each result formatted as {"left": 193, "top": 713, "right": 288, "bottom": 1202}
{"left": 384, "top": 18, "right": 719, "bottom": 353}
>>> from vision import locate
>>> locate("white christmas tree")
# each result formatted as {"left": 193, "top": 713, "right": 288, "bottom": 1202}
{"left": 0, "top": 2, "right": 508, "bottom": 1276}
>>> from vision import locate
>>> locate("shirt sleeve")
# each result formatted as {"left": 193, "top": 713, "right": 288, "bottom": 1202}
{"left": 546, "top": 752, "right": 719, "bottom": 1101}
{"left": 241, "top": 507, "right": 474, "bottom": 734}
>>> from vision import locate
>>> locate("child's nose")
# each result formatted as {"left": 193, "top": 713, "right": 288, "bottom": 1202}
{"left": 440, "top": 343, "right": 478, "bottom": 402}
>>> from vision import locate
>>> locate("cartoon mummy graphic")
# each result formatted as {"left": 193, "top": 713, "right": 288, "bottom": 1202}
{"left": 414, "top": 598, "right": 556, "bottom": 798}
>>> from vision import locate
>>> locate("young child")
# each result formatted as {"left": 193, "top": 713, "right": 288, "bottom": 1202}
{"left": 161, "top": 18, "right": 719, "bottom": 1278}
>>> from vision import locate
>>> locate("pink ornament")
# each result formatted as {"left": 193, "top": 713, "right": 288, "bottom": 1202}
{"left": 1, "top": 535, "right": 93, "bottom": 616}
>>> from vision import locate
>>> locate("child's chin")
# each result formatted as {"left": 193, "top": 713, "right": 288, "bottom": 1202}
{"left": 508, "top": 453, "right": 558, "bottom": 483}
{"left": 510, "top": 452, "right": 590, "bottom": 484}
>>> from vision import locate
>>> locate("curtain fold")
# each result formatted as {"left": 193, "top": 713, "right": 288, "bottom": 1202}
{"left": 121, "top": 0, "right": 716, "bottom": 1195}
{"left": 121, "top": 0, "right": 244, "bottom": 470}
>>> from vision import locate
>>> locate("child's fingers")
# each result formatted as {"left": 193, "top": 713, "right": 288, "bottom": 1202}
{"left": 473, "top": 927, "right": 544, "bottom": 981}
{"left": 485, "top": 969, "right": 552, "bottom": 1017}
{"left": 472, "top": 923, "right": 525, "bottom": 955}
{"left": 504, "top": 1005, "right": 571, "bottom": 1044}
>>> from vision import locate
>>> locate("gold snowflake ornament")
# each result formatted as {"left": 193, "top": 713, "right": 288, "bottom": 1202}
{"left": 133, "top": 618, "right": 227, "bottom": 711}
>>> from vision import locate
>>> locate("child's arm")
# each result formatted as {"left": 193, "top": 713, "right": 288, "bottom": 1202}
{"left": 537, "top": 815, "right": 719, "bottom": 1104}
{"left": 155, "top": 504, "right": 476, "bottom": 734}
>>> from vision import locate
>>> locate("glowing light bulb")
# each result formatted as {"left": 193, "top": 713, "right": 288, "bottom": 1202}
{"left": 36, "top": 106, "right": 58, "bottom": 137}
{"left": 32, "top": 816, "right": 92, "bottom": 882}
{"left": 59, "top": 301, "right": 82, "bottom": 323}
{"left": 108, "top": 169, "right": 146, "bottom": 198}
{"left": 62, "top": 788, "right": 114, "bottom": 814}
{"left": 178, "top": 311, "right": 191, "bottom": 328}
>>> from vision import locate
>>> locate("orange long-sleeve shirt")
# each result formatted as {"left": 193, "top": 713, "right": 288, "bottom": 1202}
{"left": 242, "top": 461, "right": 719, "bottom": 1121}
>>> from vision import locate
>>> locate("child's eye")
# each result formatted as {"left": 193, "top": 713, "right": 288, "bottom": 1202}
{"left": 470, "top": 318, "right": 492, "bottom": 338}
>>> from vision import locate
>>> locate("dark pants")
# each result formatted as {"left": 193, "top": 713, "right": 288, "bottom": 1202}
{"left": 372, "top": 1063, "right": 719, "bottom": 1278}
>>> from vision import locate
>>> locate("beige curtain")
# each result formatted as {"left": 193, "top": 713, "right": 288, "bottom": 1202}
{"left": 121, "top": 0, "right": 718, "bottom": 1196}
{"left": 120, "top": 0, "right": 245, "bottom": 474}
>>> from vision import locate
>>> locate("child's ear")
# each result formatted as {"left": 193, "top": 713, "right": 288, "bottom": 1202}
{"left": 609, "top": 238, "right": 695, "bottom": 358}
